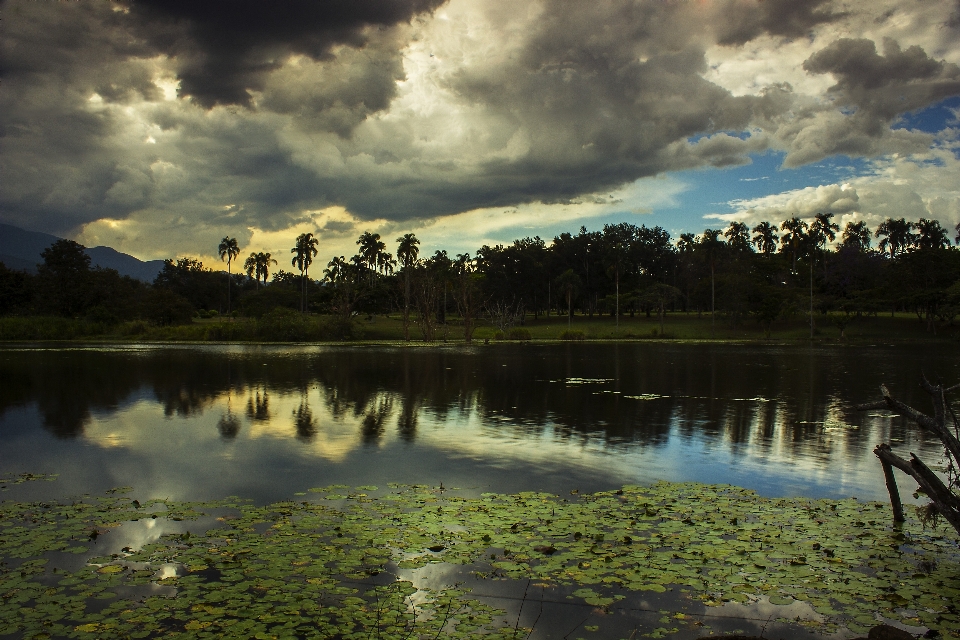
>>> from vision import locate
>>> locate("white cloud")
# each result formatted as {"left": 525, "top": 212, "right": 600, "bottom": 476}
{"left": 707, "top": 142, "right": 960, "bottom": 234}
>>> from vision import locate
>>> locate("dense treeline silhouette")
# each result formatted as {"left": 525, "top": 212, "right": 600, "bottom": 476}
{"left": 2, "top": 215, "right": 960, "bottom": 338}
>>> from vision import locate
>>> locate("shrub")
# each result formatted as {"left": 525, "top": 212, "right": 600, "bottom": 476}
{"left": 558, "top": 329, "right": 585, "bottom": 341}
{"left": 507, "top": 327, "right": 531, "bottom": 341}
{"left": 317, "top": 316, "right": 364, "bottom": 341}
{"left": 256, "top": 307, "right": 314, "bottom": 341}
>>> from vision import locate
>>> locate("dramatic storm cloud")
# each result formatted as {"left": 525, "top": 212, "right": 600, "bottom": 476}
{"left": 1, "top": 0, "right": 958, "bottom": 261}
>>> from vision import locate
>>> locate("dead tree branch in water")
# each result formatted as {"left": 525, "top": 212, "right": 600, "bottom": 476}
{"left": 858, "top": 377, "right": 960, "bottom": 535}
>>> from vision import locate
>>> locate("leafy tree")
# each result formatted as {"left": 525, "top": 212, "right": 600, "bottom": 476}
{"left": 396, "top": 233, "right": 420, "bottom": 341}
{"left": 218, "top": 237, "right": 240, "bottom": 315}
{"left": 640, "top": 283, "right": 681, "bottom": 334}
{"left": 0, "top": 261, "right": 33, "bottom": 315}
{"left": 751, "top": 221, "right": 779, "bottom": 255}
{"left": 452, "top": 253, "right": 482, "bottom": 342}
{"left": 291, "top": 233, "right": 319, "bottom": 313}
{"left": 323, "top": 255, "right": 366, "bottom": 320}
{"left": 38, "top": 239, "right": 92, "bottom": 317}
{"left": 143, "top": 287, "right": 195, "bottom": 326}
{"left": 154, "top": 257, "right": 224, "bottom": 313}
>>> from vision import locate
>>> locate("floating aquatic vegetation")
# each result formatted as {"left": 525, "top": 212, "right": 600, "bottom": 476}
{"left": 1, "top": 479, "right": 959, "bottom": 639}
{"left": 0, "top": 472, "right": 58, "bottom": 491}
{"left": 562, "top": 378, "right": 614, "bottom": 385}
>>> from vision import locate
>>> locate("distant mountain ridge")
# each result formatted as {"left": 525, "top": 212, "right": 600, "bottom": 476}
{"left": 0, "top": 223, "right": 165, "bottom": 282}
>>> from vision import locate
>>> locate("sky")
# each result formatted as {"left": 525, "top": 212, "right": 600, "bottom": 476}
{"left": 2, "top": 0, "right": 960, "bottom": 268}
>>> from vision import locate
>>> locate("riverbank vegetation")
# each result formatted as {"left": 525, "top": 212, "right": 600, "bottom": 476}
{"left": 3, "top": 215, "right": 960, "bottom": 342}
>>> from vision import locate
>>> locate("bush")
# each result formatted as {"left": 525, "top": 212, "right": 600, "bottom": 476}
{"left": 507, "top": 327, "right": 531, "bottom": 341}
{"left": 317, "top": 316, "right": 364, "bottom": 341}
{"left": 558, "top": 329, "right": 585, "bottom": 341}
{"left": 144, "top": 288, "right": 195, "bottom": 326}
{"left": 256, "top": 307, "right": 315, "bottom": 341}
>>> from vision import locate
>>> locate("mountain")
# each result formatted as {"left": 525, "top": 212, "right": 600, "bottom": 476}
{"left": 0, "top": 223, "right": 165, "bottom": 282}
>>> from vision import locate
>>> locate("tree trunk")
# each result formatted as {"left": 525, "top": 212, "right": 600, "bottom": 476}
{"left": 858, "top": 379, "right": 960, "bottom": 534}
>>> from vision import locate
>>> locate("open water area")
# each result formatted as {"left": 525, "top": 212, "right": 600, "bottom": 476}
{"left": 2, "top": 341, "right": 959, "bottom": 639}
{"left": 0, "top": 341, "right": 956, "bottom": 504}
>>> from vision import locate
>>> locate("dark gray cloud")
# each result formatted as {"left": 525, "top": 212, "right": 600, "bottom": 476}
{"left": 713, "top": 0, "right": 845, "bottom": 46}
{"left": 128, "top": 0, "right": 445, "bottom": 108}
{"left": 1, "top": 0, "right": 958, "bottom": 255}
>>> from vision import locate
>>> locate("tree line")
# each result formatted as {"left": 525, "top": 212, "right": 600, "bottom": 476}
{"left": 3, "top": 215, "right": 960, "bottom": 339}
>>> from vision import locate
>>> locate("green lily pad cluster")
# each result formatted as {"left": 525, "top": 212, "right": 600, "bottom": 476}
{"left": 1, "top": 480, "right": 959, "bottom": 639}
{"left": 0, "top": 473, "right": 58, "bottom": 491}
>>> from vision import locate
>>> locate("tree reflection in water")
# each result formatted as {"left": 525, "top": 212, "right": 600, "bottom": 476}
{"left": 1, "top": 344, "right": 956, "bottom": 480}
{"left": 292, "top": 400, "right": 316, "bottom": 441}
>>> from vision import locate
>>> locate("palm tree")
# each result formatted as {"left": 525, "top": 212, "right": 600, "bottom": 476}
{"left": 257, "top": 252, "right": 277, "bottom": 287}
{"left": 291, "top": 233, "right": 319, "bottom": 313}
{"left": 357, "top": 232, "right": 388, "bottom": 284}
{"left": 875, "top": 218, "right": 916, "bottom": 258}
{"left": 396, "top": 233, "right": 420, "bottom": 341}
{"left": 724, "top": 222, "right": 751, "bottom": 253}
{"left": 780, "top": 217, "right": 808, "bottom": 273}
{"left": 246, "top": 252, "right": 277, "bottom": 289}
{"left": 807, "top": 213, "right": 840, "bottom": 339}
{"left": 699, "top": 229, "right": 724, "bottom": 336}
{"left": 554, "top": 269, "right": 582, "bottom": 329}
{"left": 218, "top": 237, "right": 240, "bottom": 315}
{"left": 751, "top": 221, "right": 779, "bottom": 255}
{"left": 839, "top": 221, "right": 871, "bottom": 252}
{"left": 916, "top": 218, "right": 951, "bottom": 251}
{"left": 244, "top": 253, "right": 260, "bottom": 290}
{"left": 602, "top": 225, "right": 631, "bottom": 329}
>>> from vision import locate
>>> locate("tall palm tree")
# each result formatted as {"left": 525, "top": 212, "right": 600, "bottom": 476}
{"left": 699, "top": 229, "right": 724, "bottom": 336}
{"left": 244, "top": 253, "right": 260, "bottom": 290}
{"left": 839, "top": 221, "right": 871, "bottom": 252}
{"left": 218, "top": 237, "right": 240, "bottom": 315}
{"left": 751, "top": 221, "right": 779, "bottom": 255}
{"left": 357, "top": 232, "right": 388, "bottom": 284}
{"left": 554, "top": 269, "right": 582, "bottom": 329}
{"left": 291, "top": 233, "right": 319, "bottom": 313}
{"left": 807, "top": 213, "right": 839, "bottom": 339}
{"left": 875, "top": 218, "right": 916, "bottom": 258}
{"left": 780, "top": 217, "right": 808, "bottom": 273}
{"left": 724, "top": 222, "right": 751, "bottom": 253}
{"left": 257, "top": 252, "right": 277, "bottom": 287}
{"left": 602, "top": 225, "right": 631, "bottom": 329}
{"left": 396, "top": 233, "right": 420, "bottom": 341}
{"left": 916, "top": 218, "right": 951, "bottom": 251}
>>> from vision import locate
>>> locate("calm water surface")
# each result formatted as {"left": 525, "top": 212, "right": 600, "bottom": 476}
{"left": 2, "top": 342, "right": 957, "bottom": 504}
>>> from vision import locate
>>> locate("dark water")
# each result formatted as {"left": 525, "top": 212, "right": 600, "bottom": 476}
{"left": 0, "top": 342, "right": 957, "bottom": 503}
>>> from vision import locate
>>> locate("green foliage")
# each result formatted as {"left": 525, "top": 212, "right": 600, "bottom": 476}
{"left": 2, "top": 479, "right": 958, "bottom": 639}
{"left": 558, "top": 329, "right": 585, "bottom": 341}
{"left": 497, "top": 327, "right": 530, "bottom": 340}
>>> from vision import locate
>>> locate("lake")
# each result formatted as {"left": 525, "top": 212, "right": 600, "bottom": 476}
{"left": 1, "top": 341, "right": 955, "bottom": 504}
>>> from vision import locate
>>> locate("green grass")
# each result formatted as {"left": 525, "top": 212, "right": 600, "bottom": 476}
{"left": 1, "top": 311, "right": 955, "bottom": 344}
{"left": 355, "top": 311, "right": 960, "bottom": 344}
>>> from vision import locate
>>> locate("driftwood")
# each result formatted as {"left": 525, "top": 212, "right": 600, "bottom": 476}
{"left": 858, "top": 377, "right": 960, "bottom": 535}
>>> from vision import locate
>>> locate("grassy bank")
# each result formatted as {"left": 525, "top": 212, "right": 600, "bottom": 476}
{"left": 1, "top": 310, "right": 957, "bottom": 344}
